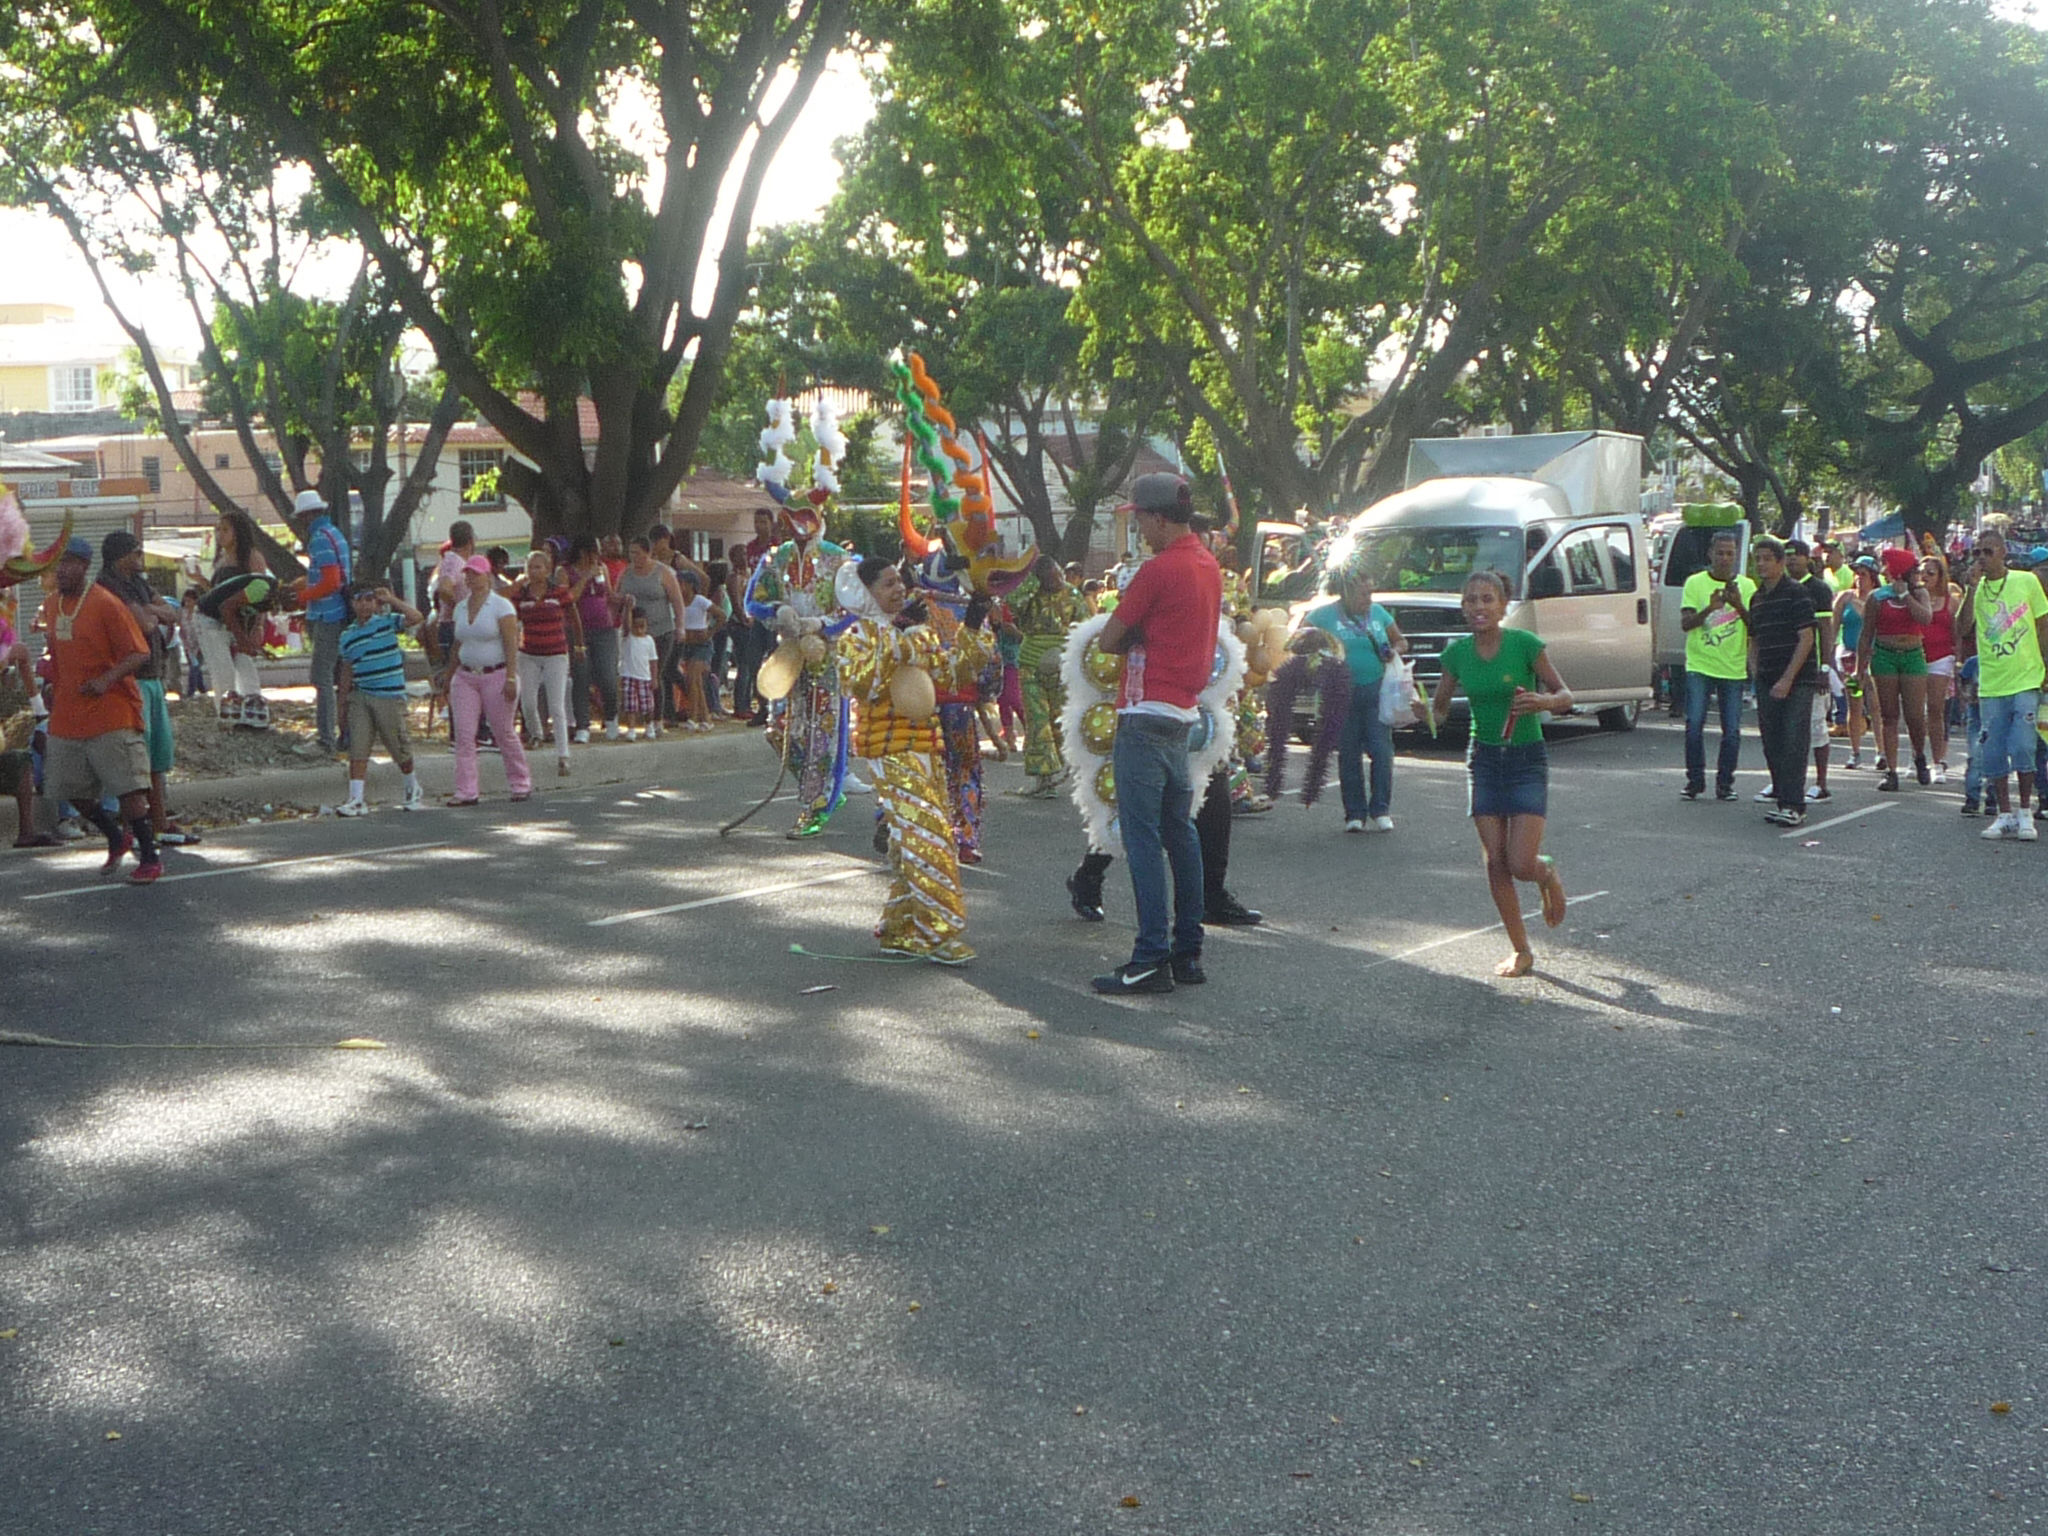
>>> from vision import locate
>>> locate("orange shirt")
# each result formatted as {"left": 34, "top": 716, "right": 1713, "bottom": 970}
{"left": 42, "top": 583, "right": 147, "bottom": 739}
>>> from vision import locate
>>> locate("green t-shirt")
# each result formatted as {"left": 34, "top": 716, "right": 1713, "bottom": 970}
{"left": 1973, "top": 569, "right": 2048, "bottom": 698}
{"left": 1681, "top": 570, "right": 1757, "bottom": 680}
{"left": 1442, "top": 627, "right": 1548, "bottom": 746}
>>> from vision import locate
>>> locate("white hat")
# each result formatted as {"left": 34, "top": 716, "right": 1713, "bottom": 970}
{"left": 293, "top": 489, "right": 329, "bottom": 516}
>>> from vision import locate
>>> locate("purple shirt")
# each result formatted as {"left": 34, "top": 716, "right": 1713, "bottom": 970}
{"left": 573, "top": 566, "right": 617, "bottom": 631}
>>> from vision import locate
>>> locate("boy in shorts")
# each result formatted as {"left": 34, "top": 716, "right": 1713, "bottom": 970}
{"left": 337, "top": 582, "right": 427, "bottom": 816}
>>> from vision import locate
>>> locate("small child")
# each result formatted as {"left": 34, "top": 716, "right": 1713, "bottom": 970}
{"left": 676, "top": 570, "right": 715, "bottom": 731}
{"left": 336, "top": 582, "right": 427, "bottom": 816}
{"left": 620, "top": 607, "right": 658, "bottom": 739}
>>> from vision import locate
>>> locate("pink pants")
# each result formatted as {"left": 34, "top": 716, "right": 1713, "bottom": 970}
{"left": 451, "top": 666, "right": 533, "bottom": 800}
{"left": 998, "top": 664, "right": 1024, "bottom": 737}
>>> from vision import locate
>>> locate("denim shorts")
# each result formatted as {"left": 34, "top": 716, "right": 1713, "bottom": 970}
{"left": 1978, "top": 689, "right": 2041, "bottom": 780}
{"left": 1467, "top": 740, "right": 1549, "bottom": 819}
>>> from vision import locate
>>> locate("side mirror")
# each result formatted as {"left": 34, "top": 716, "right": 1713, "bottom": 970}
{"left": 1527, "top": 564, "right": 1565, "bottom": 600}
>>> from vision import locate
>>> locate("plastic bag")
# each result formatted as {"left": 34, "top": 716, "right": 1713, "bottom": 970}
{"left": 1379, "top": 654, "right": 1424, "bottom": 728}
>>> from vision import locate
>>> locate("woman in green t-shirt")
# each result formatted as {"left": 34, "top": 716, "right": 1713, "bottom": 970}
{"left": 1431, "top": 569, "right": 1576, "bottom": 978}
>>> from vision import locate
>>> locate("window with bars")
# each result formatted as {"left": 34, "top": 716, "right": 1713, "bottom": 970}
{"left": 458, "top": 448, "right": 504, "bottom": 507}
{"left": 141, "top": 456, "right": 162, "bottom": 493}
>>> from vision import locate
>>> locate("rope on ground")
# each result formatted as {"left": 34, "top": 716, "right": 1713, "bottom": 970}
{"left": 787, "top": 944, "right": 922, "bottom": 964}
{"left": 720, "top": 724, "right": 792, "bottom": 836}
{"left": 0, "top": 1030, "right": 388, "bottom": 1051}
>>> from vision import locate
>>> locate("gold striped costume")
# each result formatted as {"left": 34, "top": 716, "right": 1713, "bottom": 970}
{"left": 837, "top": 617, "right": 993, "bottom": 965}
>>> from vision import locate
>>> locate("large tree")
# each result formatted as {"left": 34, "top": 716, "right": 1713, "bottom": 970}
{"left": 2, "top": 0, "right": 869, "bottom": 541}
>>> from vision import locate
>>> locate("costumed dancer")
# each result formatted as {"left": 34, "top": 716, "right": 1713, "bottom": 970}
{"left": 744, "top": 397, "right": 855, "bottom": 839}
{"left": 1012, "top": 555, "right": 1089, "bottom": 796}
{"left": 834, "top": 557, "right": 989, "bottom": 965}
{"left": 912, "top": 556, "right": 1000, "bottom": 863}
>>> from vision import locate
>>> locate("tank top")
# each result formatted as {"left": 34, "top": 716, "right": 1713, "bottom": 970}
{"left": 1837, "top": 598, "right": 1863, "bottom": 656}
{"left": 1923, "top": 597, "right": 1956, "bottom": 663}
{"left": 1870, "top": 591, "right": 1924, "bottom": 642}
{"left": 616, "top": 564, "right": 674, "bottom": 637}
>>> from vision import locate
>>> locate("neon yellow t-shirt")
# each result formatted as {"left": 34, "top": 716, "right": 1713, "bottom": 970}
{"left": 1681, "top": 571, "right": 1757, "bottom": 680}
{"left": 1973, "top": 569, "right": 2048, "bottom": 699}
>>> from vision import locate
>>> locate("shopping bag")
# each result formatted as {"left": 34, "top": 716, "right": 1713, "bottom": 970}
{"left": 1379, "top": 654, "right": 1424, "bottom": 728}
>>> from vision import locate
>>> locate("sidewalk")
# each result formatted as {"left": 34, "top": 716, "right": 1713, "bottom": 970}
{"left": 3, "top": 721, "right": 779, "bottom": 845}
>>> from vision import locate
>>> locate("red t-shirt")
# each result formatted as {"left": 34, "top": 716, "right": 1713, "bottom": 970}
{"left": 516, "top": 587, "right": 575, "bottom": 656}
{"left": 42, "top": 583, "right": 147, "bottom": 739}
{"left": 1113, "top": 531, "right": 1222, "bottom": 712}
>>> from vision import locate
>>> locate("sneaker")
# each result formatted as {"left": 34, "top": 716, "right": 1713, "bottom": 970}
{"left": 1371, "top": 815, "right": 1394, "bottom": 832}
{"left": 1877, "top": 769, "right": 1899, "bottom": 792}
{"left": 1807, "top": 785, "right": 1832, "bottom": 802}
{"left": 1842, "top": 754, "right": 1862, "bottom": 770}
{"left": 1914, "top": 755, "right": 1931, "bottom": 785}
{"left": 1204, "top": 892, "right": 1263, "bottom": 927}
{"left": 648, "top": 723, "right": 663, "bottom": 740}
{"left": 2021, "top": 818, "right": 2041, "bottom": 843}
{"left": 2035, "top": 805, "right": 2048, "bottom": 822}
{"left": 1764, "top": 808, "right": 1806, "bottom": 828}
{"left": 844, "top": 772, "right": 872, "bottom": 795}
{"left": 1091, "top": 961, "right": 1174, "bottom": 995}
{"left": 53, "top": 818, "right": 85, "bottom": 842}
{"left": 1752, "top": 786, "right": 1776, "bottom": 803}
{"left": 1344, "top": 818, "right": 1367, "bottom": 833}
{"left": 606, "top": 723, "right": 622, "bottom": 741}
{"left": 1714, "top": 786, "right": 1737, "bottom": 802}
{"left": 1169, "top": 954, "right": 1207, "bottom": 985}
{"left": 1931, "top": 762, "right": 1948, "bottom": 784}
{"left": 336, "top": 799, "right": 369, "bottom": 818}
{"left": 1959, "top": 800, "right": 1982, "bottom": 817}
{"left": 401, "top": 784, "right": 425, "bottom": 812}
{"left": 573, "top": 728, "right": 591, "bottom": 745}
{"left": 1066, "top": 874, "right": 1104, "bottom": 922}
{"left": 1680, "top": 784, "right": 1704, "bottom": 801}
{"left": 126, "top": 859, "right": 164, "bottom": 886}
{"left": 1982, "top": 813, "right": 2019, "bottom": 839}
{"left": 558, "top": 758, "right": 572, "bottom": 777}
{"left": 99, "top": 829, "right": 134, "bottom": 876}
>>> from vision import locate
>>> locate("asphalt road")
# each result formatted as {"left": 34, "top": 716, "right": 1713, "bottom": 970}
{"left": 3, "top": 714, "right": 2043, "bottom": 1534}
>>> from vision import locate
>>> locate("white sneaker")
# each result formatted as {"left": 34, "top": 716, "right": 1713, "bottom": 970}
{"left": 401, "top": 783, "right": 425, "bottom": 812}
{"left": 1752, "top": 786, "right": 1775, "bottom": 802}
{"left": 649, "top": 723, "right": 663, "bottom": 739}
{"left": 1931, "top": 761, "right": 1948, "bottom": 783}
{"left": 336, "top": 799, "right": 369, "bottom": 818}
{"left": 843, "top": 772, "right": 872, "bottom": 795}
{"left": 2020, "top": 817, "right": 2040, "bottom": 843}
{"left": 1344, "top": 818, "right": 1366, "bottom": 833}
{"left": 1371, "top": 815, "right": 1394, "bottom": 832}
{"left": 573, "top": 728, "right": 590, "bottom": 745}
{"left": 606, "top": 723, "right": 622, "bottom": 741}
{"left": 1982, "top": 813, "right": 2019, "bottom": 839}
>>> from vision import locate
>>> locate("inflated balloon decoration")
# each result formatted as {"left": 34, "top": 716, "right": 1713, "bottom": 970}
{"left": 888, "top": 352, "right": 1037, "bottom": 595}
{"left": 0, "top": 481, "right": 71, "bottom": 591}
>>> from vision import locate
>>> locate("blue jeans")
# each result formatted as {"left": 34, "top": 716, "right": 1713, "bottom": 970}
{"left": 1977, "top": 689, "right": 2040, "bottom": 781}
{"left": 1338, "top": 684, "right": 1394, "bottom": 820}
{"left": 1684, "top": 672, "right": 1745, "bottom": 792}
{"left": 308, "top": 617, "right": 343, "bottom": 750}
{"left": 1113, "top": 713, "right": 1205, "bottom": 965}
{"left": 1963, "top": 697, "right": 1984, "bottom": 803}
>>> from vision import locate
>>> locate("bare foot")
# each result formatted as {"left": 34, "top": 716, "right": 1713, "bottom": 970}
{"left": 1495, "top": 950, "right": 1535, "bottom": 978}
{"left": 1539, "top": 858, "right": 1567, "bottom": 928}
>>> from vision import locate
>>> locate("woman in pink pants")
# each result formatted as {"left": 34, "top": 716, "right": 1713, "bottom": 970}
{"left": 444, "top": 555, "right": 533, "bottom": 805}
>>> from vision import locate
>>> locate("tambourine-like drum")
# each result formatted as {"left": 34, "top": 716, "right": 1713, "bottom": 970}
{"left": 889, "top": 664, "right": 938, "bottom": 721}
{"left": 755, "top": 639, "right": 805, "bottom": 701}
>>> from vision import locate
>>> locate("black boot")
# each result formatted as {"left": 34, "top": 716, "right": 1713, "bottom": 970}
{"left": 1067, "top": 852, "right": 1111, "bottom": 921}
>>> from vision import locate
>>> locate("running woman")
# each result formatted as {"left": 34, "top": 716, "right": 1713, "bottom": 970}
{"left": 1432, "top": 569, "right": 1575, "bottom": 978}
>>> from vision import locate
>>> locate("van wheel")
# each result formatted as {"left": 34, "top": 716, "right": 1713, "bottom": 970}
{"left": 1597, "top": 702, "right": 1640, "bottom": 732}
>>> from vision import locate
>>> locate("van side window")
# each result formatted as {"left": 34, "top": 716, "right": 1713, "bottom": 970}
{"left": 1663, "top": 526, "right": 1729, "bottom": 588}
{"left": 1604, "top": 526, "right": 1638, "bottom": 592}
{"left": 1558, "top": 529, "right": 1609, "bottom": 594}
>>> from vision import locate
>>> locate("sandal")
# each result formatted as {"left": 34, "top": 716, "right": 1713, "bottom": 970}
{"left": 446, "top": 796, "right": 480, "bottom": 808}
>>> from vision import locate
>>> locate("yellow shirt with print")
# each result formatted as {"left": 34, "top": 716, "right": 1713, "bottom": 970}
{"left": 1681, "top": 570, "right": 1757, "bottom": 680}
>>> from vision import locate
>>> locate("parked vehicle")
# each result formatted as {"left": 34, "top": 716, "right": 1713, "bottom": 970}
{"left": 1652, "top": 503, "right": 1751, "bottom": 671}
{"left": 1277, "top": 431, "right": 1656, "bottom": 737}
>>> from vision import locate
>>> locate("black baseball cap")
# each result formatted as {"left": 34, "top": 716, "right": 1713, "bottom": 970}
{"left": 1120, "top": 473, "right": 1194, "bottom": 522}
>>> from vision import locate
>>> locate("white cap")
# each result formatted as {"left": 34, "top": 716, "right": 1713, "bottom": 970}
{"left": 293, "top": 488, "right": 329, "bottom": 516}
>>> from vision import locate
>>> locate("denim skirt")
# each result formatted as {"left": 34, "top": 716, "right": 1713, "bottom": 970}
{"left": 1467, "top": 739, "right": 1549, "bottom": 819}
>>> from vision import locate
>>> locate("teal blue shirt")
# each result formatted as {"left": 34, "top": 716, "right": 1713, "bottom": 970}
{"left": 1307, "top": 599, "right": 1395, "bottom": 689}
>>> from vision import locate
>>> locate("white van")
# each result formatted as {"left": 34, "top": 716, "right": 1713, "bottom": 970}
{"left": 1652, "top": 508, "right": 1752, "bottom": 671}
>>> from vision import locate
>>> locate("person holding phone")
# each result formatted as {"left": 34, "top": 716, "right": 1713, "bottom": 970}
{"left": 1678, "top": 530, "right": 1755, "bottom": 801}
{"left": 1856, "top": 547, "right": 1933, "bottom": 791}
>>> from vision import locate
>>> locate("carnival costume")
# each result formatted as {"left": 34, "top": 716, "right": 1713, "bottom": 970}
{"left": 834, "top": 562, "right": 991, "bottom": 965}
{"left": 1011, "top": 568, "right": 1091, "bottom": 793}
{"left": 913, "top": 562, "right": 1002, "bottom": 863}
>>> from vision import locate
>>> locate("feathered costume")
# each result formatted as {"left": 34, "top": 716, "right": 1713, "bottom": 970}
{"left": 1060, "top": 610, "right": 1246, "bottom": 854}
{"left": 745, "top": 397, "right": 855, "bottom": 839}
{"left": 833, "top": 562, "right": 992, "bottom": 965}
{"left": 1012, "top": 570, "right": 1091, "bottom": 789}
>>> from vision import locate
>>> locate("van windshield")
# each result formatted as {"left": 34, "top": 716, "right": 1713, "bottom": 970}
{"left": 1349, "top": 526, "right": 1525, "bottom": 597}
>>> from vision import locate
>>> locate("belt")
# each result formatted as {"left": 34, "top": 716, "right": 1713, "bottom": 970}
{"left": 459, "top": 663, "right": 507, "bottom": 675}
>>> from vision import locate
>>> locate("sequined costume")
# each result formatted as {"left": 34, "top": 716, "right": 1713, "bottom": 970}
{"left": 835, "top": 569, "right": 993, "bottom": 964}
{"left": 1011, "top": 572, "right": 1091, "bottom": 788}
{"left": 926, "top": 600, "right": 998, "bottom": 861}
{"left": 745, "top": 526, "right": 853, "bottom": 838}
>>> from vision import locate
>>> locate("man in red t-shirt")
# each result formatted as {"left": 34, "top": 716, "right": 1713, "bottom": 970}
{"left": 1091, "top": 475, "right": 1222, "bottom": 994}
{"left": 39, "top": 537, "right": 163, "bottom": 883}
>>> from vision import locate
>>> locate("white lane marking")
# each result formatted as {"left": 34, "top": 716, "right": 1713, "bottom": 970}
{"left": 23, "top": 840, "right": 454, "bottom": 901}
{"left": 588, "top": 866, "right": 873, "bottom": 927}
{"left": 1785, "top": 802, "right": 1894, "bottom": 839}
{"left": 1357, "top": 891, "right": 1610, "bottom": 973}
